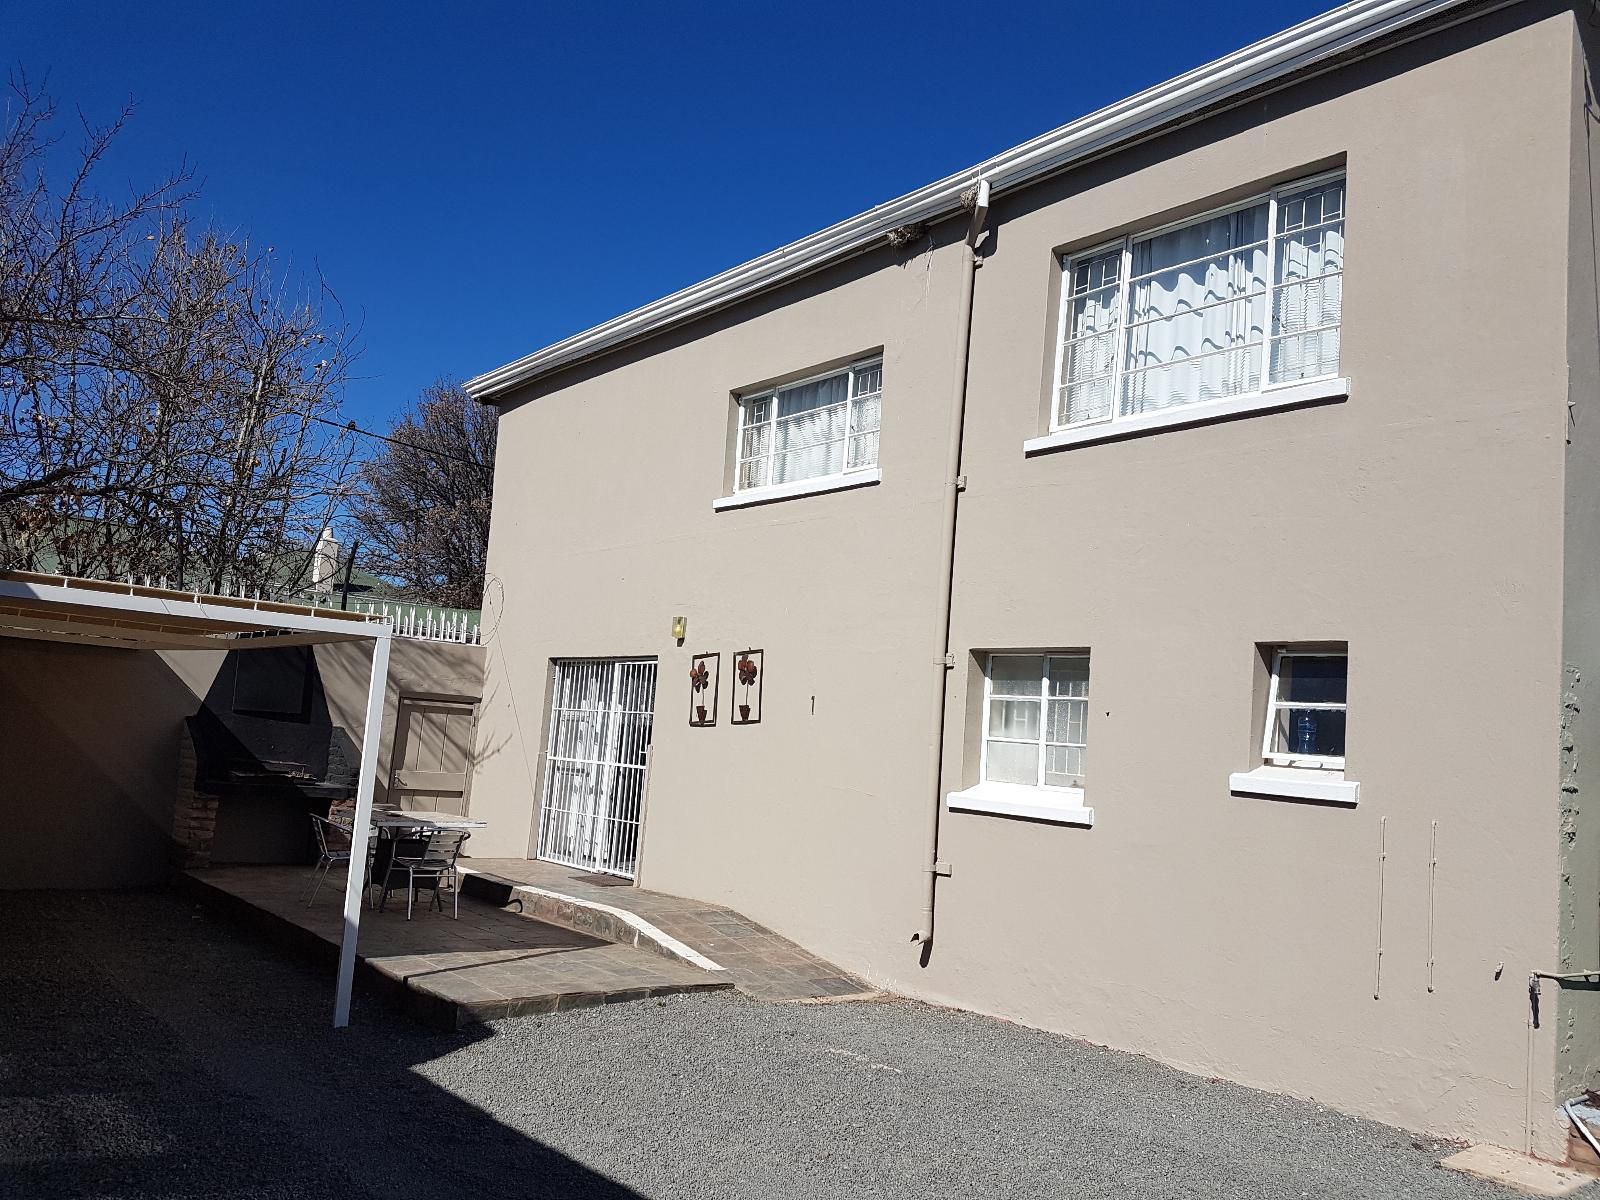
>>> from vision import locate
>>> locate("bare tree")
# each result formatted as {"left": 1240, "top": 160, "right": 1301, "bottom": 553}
{"left": 0, "top": 73, "right": 362, "bottom": 595}
{"left": 0, "top": 71, "right": 192, "bottom": 506}
{"left": 349, "top": 380, "right": 495, "bottom": 609}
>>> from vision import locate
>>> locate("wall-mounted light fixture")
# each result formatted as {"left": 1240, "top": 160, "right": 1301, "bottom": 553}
{"left": 671, "top": 615, "right": 687, "bottom": 643}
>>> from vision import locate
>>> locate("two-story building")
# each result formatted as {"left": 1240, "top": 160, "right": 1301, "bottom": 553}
{"left": 464, "top": 0, "right": 1600, "bottom": 1158}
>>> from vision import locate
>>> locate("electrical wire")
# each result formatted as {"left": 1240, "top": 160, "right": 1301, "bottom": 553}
{"left": 308, "top": 413, "right": 493, "bottom": 474}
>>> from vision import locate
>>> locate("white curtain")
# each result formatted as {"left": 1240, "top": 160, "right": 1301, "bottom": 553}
{"left": 1121, "top": 204, "right": 1268, "bottom": 416}
{"left": 1058, "top": 250, "right": 1122, "bottom": 426}
{"left": 847, "top": 364, "right": 882, "bottom": 470}
{"left": 1269, "top": 179, "right": 1344, "bottom": 384}
{"left": 772, "top": 373, "right": 848, "bottom": 484}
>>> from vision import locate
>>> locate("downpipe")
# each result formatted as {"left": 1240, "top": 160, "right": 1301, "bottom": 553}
{"left": 912, "top": 179, "right": 990, "bottom": 954}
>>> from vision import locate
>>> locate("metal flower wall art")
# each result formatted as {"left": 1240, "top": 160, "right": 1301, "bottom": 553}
{"left": 689, "top": 652, "right": 719, "bottom": 727}
{"left": 732, "top": 649, "right": 763, "bottom": 725}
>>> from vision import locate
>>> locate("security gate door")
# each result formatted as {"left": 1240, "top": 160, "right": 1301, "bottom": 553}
{"left": 537, "top": 659, "right": 656, "bottom": 879}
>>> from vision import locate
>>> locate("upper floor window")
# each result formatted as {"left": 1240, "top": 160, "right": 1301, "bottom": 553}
{"left": 1262, "top": 648, "right": 1347, "bottom": 770}
{"left": 1054, "top": 173, "right": 1345, "bottom": 432}
{"left": 735, "top": 360, "right": 881, "bottom": 492}
{"left": 982, "top": 653, "right": 1090, "bottom": 790}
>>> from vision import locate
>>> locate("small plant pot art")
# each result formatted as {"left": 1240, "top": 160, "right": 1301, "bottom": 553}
{"left": 688, "top": 653, "right": 719, "bottom": 727}
{"left": 732, "top": 650, "right": 763, "bottom": 725}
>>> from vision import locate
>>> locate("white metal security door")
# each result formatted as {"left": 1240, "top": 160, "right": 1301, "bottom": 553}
{"left": 537, "top": 659, "right": 656, "bottom": 878}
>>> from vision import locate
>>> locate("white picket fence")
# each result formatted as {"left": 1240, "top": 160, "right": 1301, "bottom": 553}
{"left": 109, "top": 573, "right": 482, "bottom": 646}
{"left": 355, "top": 601, "right": 482, "bottom": 645}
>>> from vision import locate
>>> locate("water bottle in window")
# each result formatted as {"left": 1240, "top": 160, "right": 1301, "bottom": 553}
{"left": 1293, "top": 710, "right": 1318, "bottom": 755}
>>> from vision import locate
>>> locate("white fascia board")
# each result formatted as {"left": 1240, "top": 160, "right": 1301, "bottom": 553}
{"left": 467, "top": 0, "right": 1474, "bottom": 401}
{"left": 0, "top": 577, "right": 391, "bottom": 642}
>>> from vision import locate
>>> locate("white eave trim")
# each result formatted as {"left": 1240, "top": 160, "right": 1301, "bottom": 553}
{"left": 947, "top": 782, "right": 1095, "bottom": 827}
{"left": 712, "top": 468, "right": 881, "bottom": 511}
{"left": 1024, "top": 378, "right": 1349, "bottom": 455}
{"left": 467, "top": 0, "right": 1474, "bottom": 401}
{"left": 1229, "top": 765, "right": 1360, "bottom": 805}
{"left": 0, "top": 575, "right": 392, "bottom": 642}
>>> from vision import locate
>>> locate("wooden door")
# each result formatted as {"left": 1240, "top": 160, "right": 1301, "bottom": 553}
{"left": 388, "top": 695, "right": 477, "bottom": 815}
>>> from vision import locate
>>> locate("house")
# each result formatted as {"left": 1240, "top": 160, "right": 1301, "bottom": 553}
{"left": 462, "top": 0, "right": 1600, "bottom": 1159}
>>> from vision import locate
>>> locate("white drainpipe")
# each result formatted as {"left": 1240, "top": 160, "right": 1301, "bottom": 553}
{"left": 912, "top": 179, "right": 990, "bottom": 951}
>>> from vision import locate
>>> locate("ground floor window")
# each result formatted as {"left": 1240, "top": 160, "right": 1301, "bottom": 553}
{"left": 982, "top": 653, "right": 1090, "bottom": 789}
{"left": 1262, "top": 648, "right": 1347, "bottom": 769}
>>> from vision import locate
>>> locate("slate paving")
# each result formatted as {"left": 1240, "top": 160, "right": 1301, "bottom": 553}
{"left": 464, "top": 856, "right": 871, "bottom": 1001}
{"left": 184, "top": 865, "right": 730, "bottom": 1027}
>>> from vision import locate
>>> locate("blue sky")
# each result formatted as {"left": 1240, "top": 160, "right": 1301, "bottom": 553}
{"left": 5, "top": 0, "right": 1331, "bottom": 428}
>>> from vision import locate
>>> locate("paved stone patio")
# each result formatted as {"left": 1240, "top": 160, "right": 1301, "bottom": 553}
{"left": 185, "top": 865, "right": 730, "bottom": 1027}
{"left": 463, "top": 856, "right": 870, "bottom": 1001}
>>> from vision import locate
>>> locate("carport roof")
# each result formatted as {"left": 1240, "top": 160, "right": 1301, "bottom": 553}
{"left": 0, "top": 569, "right": 390, "bottom": 652}
{"left": 0, "top": 567, "right": 394, "bottom": 1029}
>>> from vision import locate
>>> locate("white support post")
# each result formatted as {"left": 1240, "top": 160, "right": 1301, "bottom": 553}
{"left": 333, "top": 630, "right": 391, "bottom": 1028}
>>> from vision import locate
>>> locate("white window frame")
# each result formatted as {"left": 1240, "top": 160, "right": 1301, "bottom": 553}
{"left": 1049, "top": 169, "right": 1346, "bottom": 438}
{"left": 978, "top": 652, "right": 1090, "bottom": 791}
{"left": 733, "top": 358, "right": 882, "bottom": 495}
{"left": 1261, "top": 647, "right": 1347, "bottom": 771}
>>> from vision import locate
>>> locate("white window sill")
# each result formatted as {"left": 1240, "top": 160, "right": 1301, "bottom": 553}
{"left": 946, "top": 782, "right": 1095, "bottom": 827}
{"left": 1023, "top": 377, "right": 1349, "bottom": 456}
{"left": 1229, "top": 765, "right": 1360, "bottom": 806}
{"left": 712, "top": 468, "right": 881, "bottom": 511}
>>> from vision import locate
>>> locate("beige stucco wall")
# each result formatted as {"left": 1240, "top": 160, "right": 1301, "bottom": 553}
{"left": 932, "top": 4, "right": 1573, "bottom": 1157}
{"left": 317, "top": 637, "right": 486, "bottom": 812}
{"left": 470, "top": 232, "right": 971, "bottom": 958}
{"left": 472, "top": 3, "right": 1582, "bottom": 1155}
{"left": 0, "top": 641, "right": 224, "bottom": 888}
{"left": 1557, "top": 6, "right": 1600, "bottom": 1105}
{"left": 0, "top": 635, "right": 483, "bottom": 888}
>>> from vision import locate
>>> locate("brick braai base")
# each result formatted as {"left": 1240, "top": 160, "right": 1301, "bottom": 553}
{"left": 172, "top": 731, "right": 222, "bottom": 870}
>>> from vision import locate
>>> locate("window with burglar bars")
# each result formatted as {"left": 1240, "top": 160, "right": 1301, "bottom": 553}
{"left": 1262, "top": 648, "right": 1347, "bottom": 770}
{"left": 982, "top": 654, "right": 1090, "bottom": 790}
{"left": 735, "top": 359, "right": 882, "bottom": 491}
{"left": 1054, "top": 172, "right": 1344, "bottom": 430}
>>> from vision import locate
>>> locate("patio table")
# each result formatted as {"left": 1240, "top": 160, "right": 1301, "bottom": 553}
{"left": 368, "top": 811, "right": 486, "bottom": 904}
{"left": 371, "top": 810, "right": 486, "bottom": 832}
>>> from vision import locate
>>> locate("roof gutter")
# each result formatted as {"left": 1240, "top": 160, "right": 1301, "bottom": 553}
{"left": 466, "top": 0, "right": 1477, "bottom": 402}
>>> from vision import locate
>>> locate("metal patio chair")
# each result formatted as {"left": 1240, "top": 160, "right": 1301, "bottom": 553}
{"left": 376, "top": 829, "right": 470, "bottom": 920}
{"left": 305, "top": 812, "right": 378, "bottom": 909}
{"left": 306, "top": 813, "right": 351, "bottom": 907}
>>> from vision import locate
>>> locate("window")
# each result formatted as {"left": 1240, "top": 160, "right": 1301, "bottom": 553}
{"left": 1262, "top": 648, "right": 1347, "bottom": 769}
{"left": 982, "top": 653, "right": 1090, "bottom": 789}
{"left": 1053, "top": 173, "right": 1344, "bottom": 432}
{"left": 735, "top": 359, "right": 881, "bottom": 492}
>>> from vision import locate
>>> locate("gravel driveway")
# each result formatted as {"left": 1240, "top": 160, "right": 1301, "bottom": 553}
{"left": 0, "top": 890, "right": 1574, "bottom": 1199}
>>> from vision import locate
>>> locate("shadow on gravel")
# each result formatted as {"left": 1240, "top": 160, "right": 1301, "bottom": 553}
{"left": 0, "top": 888, "right": 642, "bottom": 1200}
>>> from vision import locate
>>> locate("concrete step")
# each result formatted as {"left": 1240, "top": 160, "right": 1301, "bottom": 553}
{"left": 458, "top": 860, "right": 874, "bottom": 1003}
{"left": 459, "top": 866, "right": 721, "bottom": 968}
